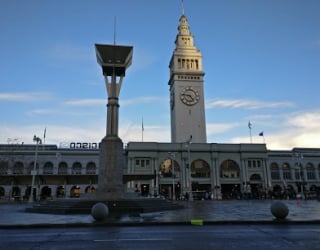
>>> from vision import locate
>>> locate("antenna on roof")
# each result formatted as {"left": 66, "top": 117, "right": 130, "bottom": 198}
{"left": 113, "top": 16, "right": 117, "bottom": 45}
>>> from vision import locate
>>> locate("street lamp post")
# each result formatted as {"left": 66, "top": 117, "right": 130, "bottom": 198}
{"left": 168, "top": 152, "right": 176, "bottom": 200}
{"left": 185, "top": 135, "right": 192, "bottom": 200}
{"left": 293, "top": 152, "right": 304, "bottom": 200}
{"left": 28, "top": 135, "right": 42, "bottom": 203}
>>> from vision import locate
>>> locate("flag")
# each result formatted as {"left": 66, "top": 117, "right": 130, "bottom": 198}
{"left": 44, "top": 127, "right": 46, "bottom": 139}
{"left": 248, "top": 121, "right": 252, "bottom": 129}
{"left": 259, "top": 132, "right": 264, "bottom": 136}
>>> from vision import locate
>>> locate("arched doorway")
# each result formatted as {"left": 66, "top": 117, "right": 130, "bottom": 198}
{"left": 70, "top": 185, "right": 80, "bottom": 198}
{"left": 41, "top": 186, "right": 52, "bottom": 200}
{"left": 272, "top": 184, "right": 282, "bottom": 199}
{"left": 11, "top": 186, "right": 21, "bottom": 201}
{"left": 159, "top": 158, "right": 181, "bottom": 200}
{"left": 0, "top": 187, "right": 5, "bottom": 198}
{"left": 190, "top": 159, "right": 211, "bottom": 200}
{"left": 249, "top": 173, "right": 263, "bottom": 199}
{"left": 56, "top": 186, "right": 65, "bottom": 198}
{"left": 220, "top": 160, "right": 241, "bottom": 199}
{"left": 85, "top": 186, "right": 96, "bottom": 193}
{"left": 285, "top": 184, "right": 296, "bottom": 199}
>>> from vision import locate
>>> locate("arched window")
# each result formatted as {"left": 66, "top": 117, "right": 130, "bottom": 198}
{"left": 43, "top": 162, "right": 54, "bottom": 175}
{"left": 306, "top": 163, "right": 315, "bottom": 180}
{"left": 72, "top": 162, "right": 82, "bottom": 175}
{"left": 85, "top": 185, "right": 96, "bottom": 193}
{"left": 159, "top": 159, "right": 180, "bottom": 178}
{"left": 28, "top": 161, "right": 39, "bottom": 174}
{"left": 294, "top": 163, "right": 303, "bottom": 180}
{"left": 0, "top": 161, "right": 8, "bottom": 175}
{"left": 270, "top": 163, "right": 280, "bottom": 180}
{"left": 220, "top": 160, "right": 240, "bottom": 178}
{"left": 190, "top": 159, "right": 210, "bottom": 178}
{"left": 58, "top": 162, "right": 68, "bottom": 175}
{"left": 282, "top": 163, "right": 291, "bottom": 180}
{"left": 177, "top": 58, "right": 181, "bottom": 68}
{"left": 13, "top": 161, "right": 24, "bottom": 175}
{"left": 86, "top": 162, "right": 96, "bottom": 174}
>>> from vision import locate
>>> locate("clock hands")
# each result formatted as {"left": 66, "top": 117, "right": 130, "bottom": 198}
{"left": 181, "top": 93, "right": 194, "bottom": 101}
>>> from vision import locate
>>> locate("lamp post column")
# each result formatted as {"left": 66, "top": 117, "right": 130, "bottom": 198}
{"left": 28, "top": 135, "right": 41, "bottom": 203}
{"left": 168, "top": 152, "right": 176, "bottom": 200}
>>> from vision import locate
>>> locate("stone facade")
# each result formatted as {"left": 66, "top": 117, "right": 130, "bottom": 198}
{"left": 1, "top": 143, "right": 319, "bottom": 201}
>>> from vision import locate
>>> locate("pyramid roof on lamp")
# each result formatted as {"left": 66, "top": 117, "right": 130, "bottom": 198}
{"left": 95, "top": 44, "right": 133, "bottom": 76}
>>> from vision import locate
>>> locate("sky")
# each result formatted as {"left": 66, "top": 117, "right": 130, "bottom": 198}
{"left": 0, "top": 0, "right": 320, "bottom": 150}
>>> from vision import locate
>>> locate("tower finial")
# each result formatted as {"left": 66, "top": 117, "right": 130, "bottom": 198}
{"left": 181, "top": 0, "right": 185, "bottom": 15}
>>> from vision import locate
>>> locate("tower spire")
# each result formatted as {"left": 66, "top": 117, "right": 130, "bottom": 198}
{"left": 181, "top": 0, "right": 185, "bottom": 15}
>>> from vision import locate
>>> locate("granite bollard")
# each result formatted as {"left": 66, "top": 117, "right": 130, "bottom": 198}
{"left": 91, "top": 202, "right": 109, "bottom": 221}
{"left": 270, "top": 201, "right": 289, "bottom": 220}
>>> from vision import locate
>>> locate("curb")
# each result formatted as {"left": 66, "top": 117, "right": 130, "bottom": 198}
{"left": 2, "top": 219, "right": 320, "bottom": 229}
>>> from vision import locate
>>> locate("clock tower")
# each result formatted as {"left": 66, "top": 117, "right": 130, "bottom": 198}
{"left": 169, "top": 14, "right": 207, "bottom": 143}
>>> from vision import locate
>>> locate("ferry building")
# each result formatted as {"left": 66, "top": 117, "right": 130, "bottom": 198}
{"left": 1, "top": 14, "right": 320, "bottom": 201}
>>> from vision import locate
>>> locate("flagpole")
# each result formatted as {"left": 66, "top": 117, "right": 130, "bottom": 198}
{"left": 142, "top": 117, "right": 144, "bottom": 142}
{"left": 43, "top": 127, "right": 46, "bottom": 145}
{"left": 248, "top": 121, "right": 252, "bottom": 143}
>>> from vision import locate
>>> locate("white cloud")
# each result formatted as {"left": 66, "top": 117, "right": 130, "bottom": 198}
{"left": 2, "top": 109, "right": 320, "bottom": 150}
{"left": 62, "top": 96, "right": 164, "bottom": 107}
{"left": 119, "top": 119, "right": 170, "bottom": 144}
{"left": 0, "top": 124, "right": 104, "bottom": 146}
{"left": 0, "top": 92, "right": 52, "bottom": 102}
{"left": 230, "top": 110, "right": 320, "bottom": 149}
{"left": 121, "top": 96, "right": 165, "bottom": 106}
{"left": 206, "top": 123, "right": 238, "bottom": 136}
{"left": 63, "top": 99, "right": 106, "bottom": 107}
{"left": 206, "top": 98, "right": 295, "bottom": 110}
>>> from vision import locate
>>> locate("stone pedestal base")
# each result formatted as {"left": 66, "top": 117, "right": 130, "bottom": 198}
{"left": 98, "top": 136, "right": 124, "bottom": 195}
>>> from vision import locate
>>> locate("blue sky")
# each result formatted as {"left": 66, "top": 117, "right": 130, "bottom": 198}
{"left": 0, "top": 0, "right": 320, "bottom": 149}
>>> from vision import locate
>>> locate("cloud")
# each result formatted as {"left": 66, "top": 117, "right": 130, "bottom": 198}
{"left": 2, "top": 109, "right": 320, "bottom": 150}
{"left": 121, "top": 96, "right": 165, "bottom": 106}
{"left": 206, "top": 98, "right": 295, "bottom": 110}
{"left": 206, "top": 123, "right": 238, "bottom": 136}
{"left": 62, "top": 96, "right": 164, "bottom": 107}
{"left": 0, "top": 92, "right": 52, "bottom": 102}
{"left": 230, "top": 110, "right": 320, "bottom": 149}
{"left": 0, "top": 124, "right": 104, "bottom": 146}
{"left": 63, "top": 99, "right": 106, "bottom": 107}
{"left": 119, "top": 119, "right": 170, "bottom": 144}
{"left": 26, "top": 109, "right": 60, "bottom": 116}
{"left": 287, "top": 111, "right": 320, "bottom": 129}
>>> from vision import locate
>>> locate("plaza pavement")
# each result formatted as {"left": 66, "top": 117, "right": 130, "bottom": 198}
{"left": 0, "top": 199, "right": 320, "bottom": 228}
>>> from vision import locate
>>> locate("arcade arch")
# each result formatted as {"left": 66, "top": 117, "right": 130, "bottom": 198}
{"left": 190, "top": 159, "right": 210, "bottom": 178}
{"left": 159, "top": 158, "right": 181, "bottom": 199}
{"left": 220, "top": 160, "right": 241, "bottom": 199}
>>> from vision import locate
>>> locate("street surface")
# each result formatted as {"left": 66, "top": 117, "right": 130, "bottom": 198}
{"left": 0, "top": 224, "right": 319, "bottom": 250}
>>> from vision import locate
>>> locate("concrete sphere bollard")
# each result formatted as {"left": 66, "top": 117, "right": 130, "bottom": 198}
{"left": 91, "top": 202, "right": 109, "bottom": 221}
{"left": 270, "top": 201, "right": 289, "bottom": 220}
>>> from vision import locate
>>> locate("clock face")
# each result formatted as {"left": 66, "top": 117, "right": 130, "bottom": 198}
{"left": 180, "top": 87, "right": 200, "bottom": 106}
